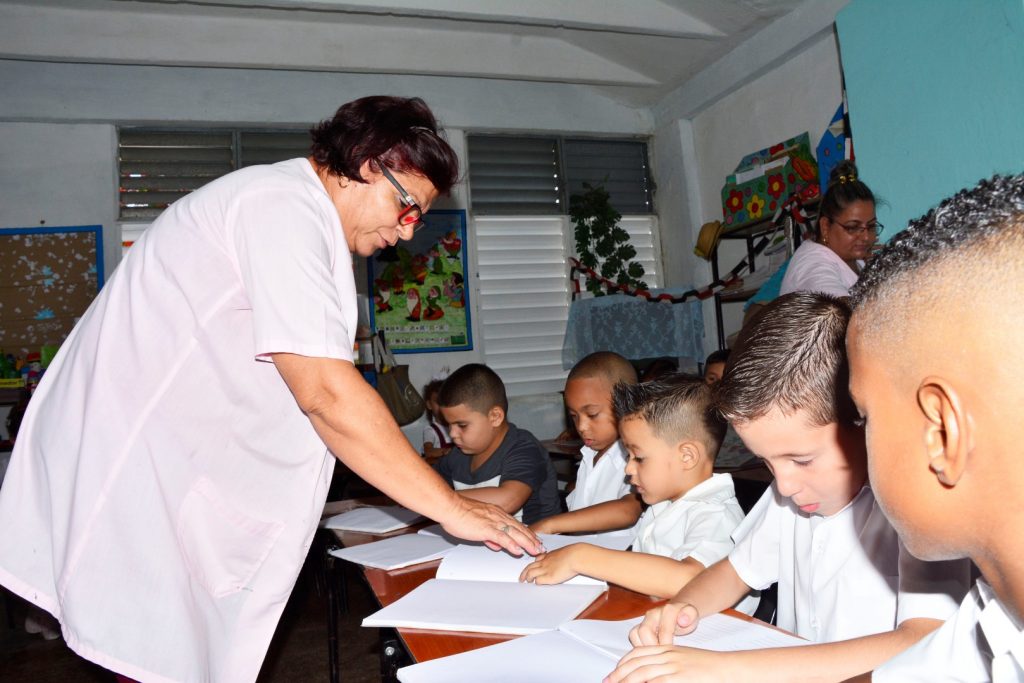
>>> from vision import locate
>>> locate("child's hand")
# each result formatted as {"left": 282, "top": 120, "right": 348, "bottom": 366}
{"left": 529, "top": 518, "right": 560, "bottom": 535}
{"left": 629, "top": 602, "right": 701, "bottom": 647}
{"left": 603, "top": 645, "right": 737, "bottom": 683}
{"left": 518, "top": 546, "right": 580, "bottom": 584}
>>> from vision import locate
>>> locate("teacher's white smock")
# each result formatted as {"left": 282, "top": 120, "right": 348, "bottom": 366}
{"left": 0, "top": 158, "right": 356, "bottom": 683}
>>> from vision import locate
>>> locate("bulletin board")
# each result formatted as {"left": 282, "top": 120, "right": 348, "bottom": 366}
{"left": 367, "top": 210, "right": 472, "bottom": 353}
{"left": 0, "top": 225, "right": 104, "bottom": 357}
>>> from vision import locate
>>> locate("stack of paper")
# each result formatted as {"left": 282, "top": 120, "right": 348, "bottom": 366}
{"left": 329, "top": 532, "right": 460, "bottom": 571}
{"left": 397, "top": 614, "right": 804, "bottom": 682}
{"left": 362, "top": 534, "right": 632, "bottom": 635}
{"left": 321, "top": 505, "right": 424, "bottom": 533}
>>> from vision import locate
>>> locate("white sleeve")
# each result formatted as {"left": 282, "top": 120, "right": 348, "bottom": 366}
{"left": 674, "top": 503, "right": 741, "bottom": 567}
{"left": 779, "top": 244, "right": 854, "bottom": 298}
{"left": 231, "top": 183, "right": 354, "bottom": 362}
{"left": 728, "top": 485, "right": 782, "bottom": 590}
{"left": 895, "top": 539, "right": 971, "bottom": 624}
{"left": 422, "top": 424, "right": 436, "bottom": 447}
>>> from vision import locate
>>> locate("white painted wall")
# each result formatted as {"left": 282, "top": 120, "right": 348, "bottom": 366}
{"left": 0, "top": 122, "right": 119, "bottom": 277}
{"left": 654, "top": 31, "right": 844, "bottom": 353}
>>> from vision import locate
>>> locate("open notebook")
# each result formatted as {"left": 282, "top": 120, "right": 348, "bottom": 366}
{"left": 362, "top": 533, "right": 632, "bottom": 635}
{"left": 397, "top": 613, "right": 805, "bottom": 682}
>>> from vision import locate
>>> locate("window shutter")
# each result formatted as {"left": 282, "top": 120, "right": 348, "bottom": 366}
{"left": 476, "top": 216, "right": 571, "bottom": 397}
{"left": 563, "top": 139, "right": 653, "bottom": 215}
{"left": 239, "top": 131, "right": 311, "bottom": 167}
{"left": 467, "top": 136, "right": 562, "bottom": 215}
{"left": 118, "top": 130, "right": 234, "bottom": 220}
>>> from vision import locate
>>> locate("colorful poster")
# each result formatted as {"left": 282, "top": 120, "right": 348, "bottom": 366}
{"left": 367, "top": 209, "right": 472, "bottom": 353}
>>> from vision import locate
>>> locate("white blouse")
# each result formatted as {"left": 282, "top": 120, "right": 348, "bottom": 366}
{"left": 779, "top": 239, "right": 861, "bottom": 298}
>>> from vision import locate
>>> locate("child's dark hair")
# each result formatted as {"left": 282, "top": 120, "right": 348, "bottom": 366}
{"left": 716, "top": 292, "right": 856, "bottom": 427}
{"left": 438, "top": 363, "right": 508, "bottom": 414}
{"left": 422, "top": 379, "right": 444, "bottom": 401}
{"left": 851, "top": 173, "right": 1024, "bottom": 321}
{"left": 613, "top": 373, "right": 726, "bottom": 459}
{"left": 818, "top": 160, "right": 876, "bottom": 234}
{"left": 568, "top": 351, "right": 638, "bottom": 387}
{"left": 704, "top": 349, "right": 730, "bottom": 367}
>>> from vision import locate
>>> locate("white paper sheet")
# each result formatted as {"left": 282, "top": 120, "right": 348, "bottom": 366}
{"left": 320, "top": 505, "right": 424, "bottom": 533}
{"left": 328, "top": 533, "right": 458, "bottom": 570}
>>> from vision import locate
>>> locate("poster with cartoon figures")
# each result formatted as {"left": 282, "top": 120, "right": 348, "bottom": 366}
{"left": 367, "top": 209, "right": 472, "bottom": 353}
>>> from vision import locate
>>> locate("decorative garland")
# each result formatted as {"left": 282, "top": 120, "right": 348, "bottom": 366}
{"left": 569, "top": 193, "right": 812, "bottom": 303}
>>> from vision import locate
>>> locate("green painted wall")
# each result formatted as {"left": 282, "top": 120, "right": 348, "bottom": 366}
{"left": 836, "top": 0, "right": 1024, "bottom": 236}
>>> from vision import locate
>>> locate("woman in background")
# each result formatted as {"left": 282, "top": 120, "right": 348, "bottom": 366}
{"left": 780, "top": 160, "right": 881, "bottom": 297}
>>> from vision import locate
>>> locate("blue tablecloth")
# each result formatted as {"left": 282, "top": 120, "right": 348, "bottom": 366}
{"left": 562, "top": 291, "right": 704, "bottom": 370}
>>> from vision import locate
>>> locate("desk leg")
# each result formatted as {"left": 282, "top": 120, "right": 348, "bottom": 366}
{"left": 379, "top": 629, "right": 410, "bottom": 683}
{"left": 325, "top": 550, "right": 349, "bottom": 683}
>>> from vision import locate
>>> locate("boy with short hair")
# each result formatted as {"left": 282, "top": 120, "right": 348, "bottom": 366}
{"left": 521, "top": 374, "right": 752, "bottom": 602}
{"left": 531, "top": 351, "right": 642, "bottom": 535}
{"left": 608, "top": 292, "right": 970, "bottom": 683}
{"left": 702, "top": 349, "right": 730, "bottom": 385}
{"left": 433, "top": 363, "right": 561, "bottom": 525}
{"left": 848, "top": 174, "right": 1024, "bottom": 681}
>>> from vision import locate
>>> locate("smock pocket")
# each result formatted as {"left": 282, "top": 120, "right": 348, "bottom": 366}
{"left": 177, "top": 476, "right": 285, "bottom": 598}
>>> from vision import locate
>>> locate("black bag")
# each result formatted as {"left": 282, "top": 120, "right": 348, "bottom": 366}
{"left": 372, "top": 331, "right": 425, "bottom": 426}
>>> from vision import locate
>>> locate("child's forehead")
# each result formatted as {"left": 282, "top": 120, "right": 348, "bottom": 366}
{"left": 440, "top": 402, "right": 488, "bottom": 418}
{"left": 565, "top": 375, "right": 614, "bottom": 397}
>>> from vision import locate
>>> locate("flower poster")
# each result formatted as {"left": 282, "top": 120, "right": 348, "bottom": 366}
{"left": 367, "top": 209, "right": 472, "bottom": 353}
{"left": 720, "top": 133, "right": 820, "bottom": 229}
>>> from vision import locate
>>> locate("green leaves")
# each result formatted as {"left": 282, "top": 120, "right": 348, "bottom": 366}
{"left": 570, "top": 182, "right": 647, "bottom": 295}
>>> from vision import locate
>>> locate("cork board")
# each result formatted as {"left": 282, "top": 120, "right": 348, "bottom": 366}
{"left": 0, "top": 226, "right": 104, "bottom": 357}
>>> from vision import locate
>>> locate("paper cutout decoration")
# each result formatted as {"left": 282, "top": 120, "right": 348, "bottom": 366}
{"left": 720, "top": 133, "right": 820, "bottom": 229}
{"left": 817, "top": 103, "right": 851, "bottom": 190}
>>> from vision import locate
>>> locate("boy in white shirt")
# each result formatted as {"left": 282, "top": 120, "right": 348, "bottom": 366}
{"left": 520, "top": 374, "right": 749, "bottom": 601}
{"left": 847, "top": 174, "right": 1024, "bottom": 682}
{"left": 531, "top": 352, "right": 642, "bottom": 535}
{"left": 609, "top": 292, "right": 970, "bottom": 683}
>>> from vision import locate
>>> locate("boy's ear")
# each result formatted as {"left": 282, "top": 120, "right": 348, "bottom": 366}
{"left": 487, "top": 405, "right": 506, "bottom": 427}
{"left": 917, "top": 377, "right": 973, "bottom": 486}
{"left": 676, "top": 441, "right": 702, "bottom": 470}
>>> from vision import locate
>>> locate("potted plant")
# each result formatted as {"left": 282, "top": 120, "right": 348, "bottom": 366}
{"left": 570, "top": 182, "right": 646, "bottom": 295}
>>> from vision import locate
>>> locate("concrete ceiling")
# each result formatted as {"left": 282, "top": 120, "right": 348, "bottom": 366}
{"left": 0, "top": 0, "right": 807, "bottom": 106}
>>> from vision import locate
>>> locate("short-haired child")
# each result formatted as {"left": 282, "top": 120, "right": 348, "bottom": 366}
{"left": 421, "top": 378, "right": 451, "bottom": 461}
{"left": 702, "top": 349, "right": 730, "bottom": 385}
{"left": 531, "top": 351, "right": 642, "bottom": 536}
{"left": 848, "top": 174, "right": 1024, "bottom": 681}
{"left": 520, "top": 374, "right": 752, "bottom": 601}
{"left": 433, "top": 363, "right": 561, "bottom": 525}
{"left": 609, "top": 292, "right": 970, "bottom": 683}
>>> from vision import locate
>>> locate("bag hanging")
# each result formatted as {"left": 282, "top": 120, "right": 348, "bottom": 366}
{"left": 371, "top": 331, "right": 425, "bottom": 426}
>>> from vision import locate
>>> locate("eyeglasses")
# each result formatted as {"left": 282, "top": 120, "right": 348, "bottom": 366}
{"left": 379, "top": 164, "right": 424, "bottom": 233}
{"left": 830, "top": 219, "right": 884, "bottom": 237}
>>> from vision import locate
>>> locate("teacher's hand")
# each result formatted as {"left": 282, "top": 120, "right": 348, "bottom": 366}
{"left": 440, "top": 496, "right": 543, "bottom": 556}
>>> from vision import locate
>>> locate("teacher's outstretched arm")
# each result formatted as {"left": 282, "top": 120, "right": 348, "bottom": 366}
{"left": 273, "top": 353, "right": 542, "bottom": 556}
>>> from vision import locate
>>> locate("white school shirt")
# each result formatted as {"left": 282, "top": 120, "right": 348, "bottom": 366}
{"left": 565, "top": 440, "right": 632, "bottom": 512}
{"left": 779, "top": 239, "right": 861, "bottom": 298}
{"left": 0, "top": 159, "right": 355, "bottom": 683}
{"left": 729, "top": 484, "right": 969, "bottom": 643}
{"left": 633, "top": 473, "right": 743, "bottom": 566}
{"left": 874, "top": 581, "right": 1024, "bottom": 682}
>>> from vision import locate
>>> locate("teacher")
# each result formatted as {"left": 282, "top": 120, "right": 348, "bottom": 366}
{"left": 0, "top": 96, "right": 540, "bottom": 683}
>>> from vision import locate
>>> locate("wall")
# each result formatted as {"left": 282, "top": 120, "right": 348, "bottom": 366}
{"left": 836, "top": 0, "right": 1024, "bottom": 234}
{"left": 654, "top": 31, "right": 845, "bottom": 351}
{"left": 0, "top": 59, "right": 654, "bottom": 442}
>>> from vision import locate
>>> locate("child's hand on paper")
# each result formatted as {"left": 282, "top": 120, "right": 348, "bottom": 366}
{"left": 518, "top": 545, "right": 583, "bottom": 584}
{"left": 604, "top": 645, "right": 739, "bottom": 683}
{"left": 529, "top": 517, "right": 561, "bottom": 535}
{"left": 629, "top": 602, "right": 701, "bottom": 646}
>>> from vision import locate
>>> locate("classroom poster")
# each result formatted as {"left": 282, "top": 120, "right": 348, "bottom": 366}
{"left": 367, "top": 209, "right": 472, "bottom": 353}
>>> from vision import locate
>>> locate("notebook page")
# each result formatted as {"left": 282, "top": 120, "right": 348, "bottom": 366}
{"left": 362, "top": 578, "right": 606, "bottom": 635}
{"left": 321, "top": 505, "right": 424, "bottom": 533}
{"left": 397, "top": 629, "right": 616, "bottom": 683}
{"left": 328, "top": 533, "right": 458, "bottom": 570}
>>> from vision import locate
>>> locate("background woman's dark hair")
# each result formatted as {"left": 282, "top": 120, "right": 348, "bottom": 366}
{"left": 818, "top": 160, "right": 876, "bottom": 229}
{"left": 310, "top": 96, "right": 460, "bottom": 195}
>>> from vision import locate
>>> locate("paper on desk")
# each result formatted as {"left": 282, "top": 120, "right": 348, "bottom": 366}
{"left": 363, "top": 578, "right": 606, "bottom": 635}
{"left": 320, "top": 505, "right": 424, "bottom": 533}
{"left": 328, "top": 533, "right": 459, "bottom": 570}
{"left": 397, "top": 613, "right": 804, "bottom": 682}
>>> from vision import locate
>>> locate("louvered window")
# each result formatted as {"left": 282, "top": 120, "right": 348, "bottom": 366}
{"left": 118, "top": 129, "right": 310, "bottom": 221}
{"left": 467, "top": 136, "right": 561, "bottom": 215}
{"left": 563, "top": 139, "right": 653, "bottom": 215}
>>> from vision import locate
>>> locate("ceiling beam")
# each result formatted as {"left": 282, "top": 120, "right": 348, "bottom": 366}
{"left": 116, "top": 0, "right": 727, "bottom": 39}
